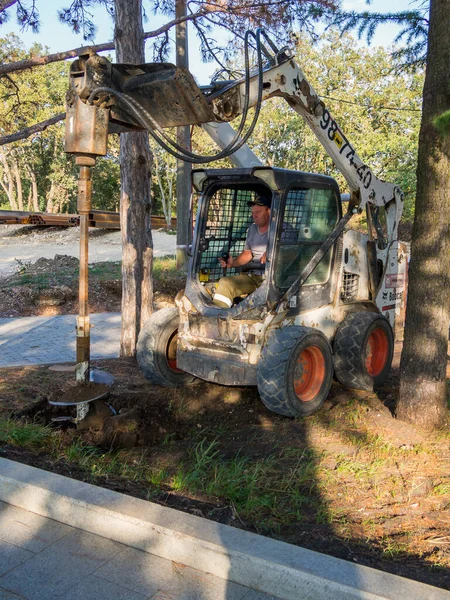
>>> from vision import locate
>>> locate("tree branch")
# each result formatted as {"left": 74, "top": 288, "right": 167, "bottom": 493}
{"left": 0, "top": 12, "right": 203, "bottom": 77}
{"left": 0, "top": 0, "right": 17, "bottom": 11}
{"left": 0, "top": 42, "right": 115, "bottom": 76}
{"left": 0, "top": 112, "right": 65, "bottom": 146}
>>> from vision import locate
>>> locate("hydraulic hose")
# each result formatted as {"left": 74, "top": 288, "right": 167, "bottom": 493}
{"left": 87, "top": 29, "right": 266, "bottom": 164}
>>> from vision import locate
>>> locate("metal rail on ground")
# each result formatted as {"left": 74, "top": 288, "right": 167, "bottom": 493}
{"left": 0, "top": 209, "right": 175, "bottom": 230}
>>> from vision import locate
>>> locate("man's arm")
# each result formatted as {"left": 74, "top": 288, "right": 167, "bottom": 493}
{"left": 219, "top": 249, "right": 252, "bottom": 268}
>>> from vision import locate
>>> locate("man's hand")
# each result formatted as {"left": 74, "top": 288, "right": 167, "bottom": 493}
{"left": 219, "top": 255, "right": 234, "bottom": 268}
{"left": 260, "top": 251, "right": 267, "bottom": 265}
{"left": 219, "top": 249, "right": 252, "bottom": 269}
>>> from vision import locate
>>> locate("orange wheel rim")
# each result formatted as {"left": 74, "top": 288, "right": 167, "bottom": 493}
{"left": 365, "top": 328, "right": 388, "bottom": 376}
{"left": 293, "top": 346, "right": 326, "bottom": 402}
{"left": 166, "top": 331, "right": 182, "bottom": 373}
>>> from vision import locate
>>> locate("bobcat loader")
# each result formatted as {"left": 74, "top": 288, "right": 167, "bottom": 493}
{"left": 65, "top": 30, "right": 408, "bottom": 416}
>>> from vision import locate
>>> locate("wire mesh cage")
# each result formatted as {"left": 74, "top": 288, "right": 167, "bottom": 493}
{"left": 274, "top": 187, "right": 338, "bottom": 290}
{"left": 196, "top": 184, "right": 339, "bottom": 292}
{"left": 197, "top": 187, "right": 257, "bottom": 283}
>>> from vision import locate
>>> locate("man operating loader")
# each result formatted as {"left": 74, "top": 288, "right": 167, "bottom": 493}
{"left": 212, "top": 195, "right": 271, "bottom": 308}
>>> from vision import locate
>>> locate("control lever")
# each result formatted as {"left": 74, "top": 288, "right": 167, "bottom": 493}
{"left": 220, "top": 252, "right": 230, "bottom": 275}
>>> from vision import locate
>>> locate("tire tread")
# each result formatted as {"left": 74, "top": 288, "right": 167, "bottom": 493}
{"left": 333, "top": 311, "right": 393, "bottom": 391}
{"left": 257, "top": 326, "right": 332, "bottom": 417}
{"left": 137, "top": 307, "right": 194, "bottom": 387}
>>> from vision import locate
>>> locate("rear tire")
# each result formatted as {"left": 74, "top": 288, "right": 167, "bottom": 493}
{"left": 257, "top": 326, "right": 333, "bottom": 417}
{"left": 137, "top": 307, "right": 195, "bottom": 387}
{"left": 333, "top": 311, "right": 394, "bottom": 391}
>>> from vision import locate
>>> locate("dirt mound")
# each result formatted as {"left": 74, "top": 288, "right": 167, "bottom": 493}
{"left": 3, "top": 224, "right": 114, "bottom": 242}
{"left": 0, "top": 254, "right": 119, "bottom": 317}
{"left": 27, "top": 255, "right": 79, "bottom": 273}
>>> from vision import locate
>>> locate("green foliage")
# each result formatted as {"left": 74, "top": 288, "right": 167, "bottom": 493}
{"left": 58, "top": 0, "right": 114, "bottom": 41}
{"left": 0, "top": 35, "right": 74, "bottom": 212}
{"left": 433, "top": 110, "right": 450, "bottom": 137}
{"left": 319, "top": 2, "right": 429, "bottom": 68}
{"left": 90, "top": 148, "right": 121, "bottom": 212}
{"left": 0, "top": 1, "right": 40, "bottom": 32}
{"left": 149, "top": 135, "right": 176, "bottom": 222}
{"left": 0, "top": 36, "right": 121, "bottom": 214}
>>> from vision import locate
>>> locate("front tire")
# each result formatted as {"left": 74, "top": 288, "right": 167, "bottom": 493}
{"left": 257, "top": 326, "right": 333, "bottom": 417}
{"left": 333, "top": 311, "right": 394, "bottom": 391}
{"left": 137, "top": 307, "right": 195, "bottom": 387}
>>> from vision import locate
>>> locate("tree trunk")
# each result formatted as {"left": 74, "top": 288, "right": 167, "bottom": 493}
{"left": 26, "top": 187, "right": 32, "bottom": 210}
{"left": 0, "top": 1, "right": 17, "bottom": 12}
{"left": 0, "top": 148, "right": 17, "bottom": 210}
{"left": 11, "top": 155, "right": 23, "bottom": 211}
{"left": 46, "top": 138, "right": 60, "bottom": 213}
{"left": 46, "top": 180, "right": 56, "bottom": 213}
{"left": 166, "top": 175, "right": 173, "bottom": 229}
{"left": 29, "top": 167, "right": 39, "bottom": 211}
{"left": 153, "top": 151, "right": 172, "bottom": 228}
{"left": 397, "top": 0, "right": 450, "bottom": 429}
{"left": 175, "top": 0, "right": 191, "bottom": 267}
{"left": 114, "top": 0, "right": 154, "bottom": 357}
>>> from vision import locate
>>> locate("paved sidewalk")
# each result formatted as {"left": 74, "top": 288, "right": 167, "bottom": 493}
{"left": 0, "top": 313, "right": 121, "bottom": 367}
{"left": 0, "top": 501, "right": 276, "bottom": 600}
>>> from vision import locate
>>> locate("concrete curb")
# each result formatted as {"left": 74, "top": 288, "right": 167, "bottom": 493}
{"left": 0, "top": 458, "right": 447, "bottom": 600}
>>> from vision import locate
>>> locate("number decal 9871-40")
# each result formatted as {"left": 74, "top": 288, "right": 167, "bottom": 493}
{"left": 319, "top": 108, "right": 372, "bottom": 190}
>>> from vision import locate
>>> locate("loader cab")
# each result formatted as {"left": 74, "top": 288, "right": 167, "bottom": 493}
{"left": 187, "top": 166, "right": 341, "bottom": 316}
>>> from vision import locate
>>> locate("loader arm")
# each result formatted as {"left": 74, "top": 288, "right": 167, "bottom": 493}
{"left": 201, "top": 122, "right": 263, "bottom": 169}
{"left": 202, "top": 53, "right": 403, "bottom": 241}
{"left": 65, "top": 39, "right": 403, "bottom": 240}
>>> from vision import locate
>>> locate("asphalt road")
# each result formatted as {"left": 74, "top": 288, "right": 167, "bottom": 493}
{"left": 0, "top": 226, "right": 176, "bottom": 277}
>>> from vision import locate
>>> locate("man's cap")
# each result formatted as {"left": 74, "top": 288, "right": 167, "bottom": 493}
{"left": 247, "top": 195, "right": 271, "bottom": 208}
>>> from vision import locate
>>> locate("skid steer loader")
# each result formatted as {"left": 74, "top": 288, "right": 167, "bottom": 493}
{"left": 65, "top": 30, "right": 408, "bottom": 416}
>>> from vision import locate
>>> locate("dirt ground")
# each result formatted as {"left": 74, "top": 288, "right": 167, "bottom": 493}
{"left": 0, "top": 226, "right": 181, "bottom": 317}
{"left": 1, "top": 225, "right": 449, "bottom": 591}
{"left": 2, "top": 358, "right": 450, "bottom": 590}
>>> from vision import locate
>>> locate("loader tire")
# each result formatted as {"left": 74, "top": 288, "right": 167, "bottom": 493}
{"left": 333, "top": 311, "right": 394, "bottom": 391}
{"left": 137, "top": 307, "right": 195, "bottom": 387}
{"left": 257, "top": 326, "right": 333, "bottom": 417}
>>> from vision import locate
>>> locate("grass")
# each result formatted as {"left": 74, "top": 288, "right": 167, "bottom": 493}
{"left": 58, "top": 440, "right": 157, "bottom": 483}
{"left": 0, "top": 418, "right": 327, "bottom": 529}
{"left": 0, "top": 413, "right": 438, "bottom": 532}
{"left": 0, "top": 417, "right": 167, "bottom": 487}
{"left": 379, "top": 536, "right": 410, "bottom": 559}
{"left": 343, "top": 430, "right": 394, "bottom": 455}
{"left": 153, "top": 256, "right": 179, "bottom": 278}
{"left": 0, "top": 418, "right": 54, "bottom": 448}
{"left": 86, "top": 257, "right": 184, "bottom": 288}
{"left": 87, "top": 261, "right": 121, "bottom": 280}
{"left": 166, "top": 441, "right": 330, "bottom": 528}
{"left": 4, "top": 270, "right": 67, "bottom": 289}
{"left": 433, "top": 483, "right": 450, "bottom": 496}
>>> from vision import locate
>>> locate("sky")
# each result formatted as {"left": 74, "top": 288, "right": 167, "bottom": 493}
{"left": 2, "top": 0, "right": 423, "bottom": 85}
